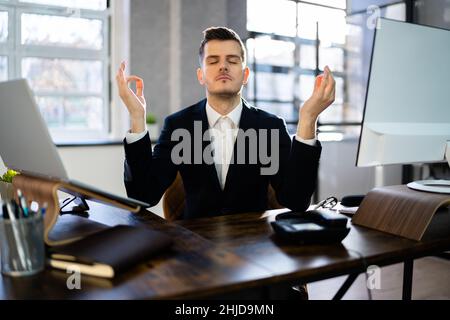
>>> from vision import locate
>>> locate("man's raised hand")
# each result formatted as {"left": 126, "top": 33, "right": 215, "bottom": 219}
{"left": 297, "top": 65, "right": 336, "bottom": 140}
{"left": 302, "top": 65, "right": 335, "bottom": 120}
{"left": 116, "top": 61, "right": 147, "bottom": 133}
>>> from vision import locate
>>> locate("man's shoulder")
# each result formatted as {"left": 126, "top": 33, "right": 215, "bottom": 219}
{"left": 255, "top": 108, "right": 284, "bottom": 123}
{"left": 243, "top": 101, "right": 286, "bottom": 128}
{"left": 165, "top": 99, "right": 206, "bottom": 124}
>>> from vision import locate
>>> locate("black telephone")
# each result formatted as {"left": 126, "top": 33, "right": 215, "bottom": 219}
{"left": 271, "top": 209, "right": 350, "bottom": 244}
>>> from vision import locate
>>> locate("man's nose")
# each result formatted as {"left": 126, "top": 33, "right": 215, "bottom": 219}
{"left": 219, "top": 62, "right": 229, "bottom": 72}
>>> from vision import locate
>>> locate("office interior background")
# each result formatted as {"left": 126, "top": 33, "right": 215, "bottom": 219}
{"left": 1, "top": 0, "right": 449, "bottom": 214}
{"left": 0, "top": 0, "right": 449, "bottom": 300}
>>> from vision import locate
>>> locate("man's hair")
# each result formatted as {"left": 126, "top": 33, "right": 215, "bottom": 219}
{"left": 198, "top": 26, "right": 247, "bottom": 66}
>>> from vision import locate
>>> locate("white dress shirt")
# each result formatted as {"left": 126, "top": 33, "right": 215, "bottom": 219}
{"left": 205, "top": 100, "right": 242, "bottom": 189}
{"left": 125, "top": 101, "right": 317, "bottom": 189}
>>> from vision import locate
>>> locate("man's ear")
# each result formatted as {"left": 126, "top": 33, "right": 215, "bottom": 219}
{"left": 197, "top": 67, "right": 205, "bottom": 85}
{"left": 242, "top": 66, "right": 250, "bottom": 85}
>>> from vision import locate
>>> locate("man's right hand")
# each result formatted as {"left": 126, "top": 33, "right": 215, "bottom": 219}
{"left": 116, "top": 61, "right": 147, "bottom": 133}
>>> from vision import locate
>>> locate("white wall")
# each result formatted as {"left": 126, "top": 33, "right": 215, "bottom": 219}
{"left": 57, "top": 145, "right": 164, "bottom": 217}
{"left": 57, "top": 146, "right": 125, "bottom": 196}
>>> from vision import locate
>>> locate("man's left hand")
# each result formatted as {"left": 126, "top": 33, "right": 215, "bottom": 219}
{"left": 297, "top": 65, "right": 335, "bottom": 140}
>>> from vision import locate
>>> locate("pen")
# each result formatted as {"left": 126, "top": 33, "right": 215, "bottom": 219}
{"left": 5, "top": 201, "right": 28, "bottom": 270}
{"left": 11, "top": 201, "right": 21, "bottom": 219}
{"left": 11, "top": 199, "right": 33, "bottom": 270}
{"left": 17, "top": 189, "right": 29, "bottom": 218}
{"left": 40, "top": 202, "right": 48, "bottom": 217}
{"left": 1, "top": 202, "right": 9, "bottom": 219}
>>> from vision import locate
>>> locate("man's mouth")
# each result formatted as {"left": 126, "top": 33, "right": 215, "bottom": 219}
{"left": 216, "top": 75, "right": 232, "bottom": 81}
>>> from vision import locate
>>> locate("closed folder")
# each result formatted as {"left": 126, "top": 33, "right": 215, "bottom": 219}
{"left": 47, "top": 225, "right": 173, "bottom": 278}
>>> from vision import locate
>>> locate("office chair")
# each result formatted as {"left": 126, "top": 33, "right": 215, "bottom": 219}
{"left": 162, "top": 172, "right": 284, "bottom": 221}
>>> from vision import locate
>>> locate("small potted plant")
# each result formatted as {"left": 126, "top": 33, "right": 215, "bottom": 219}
{"left": 146, "top": 112, "right": 159, "bottom": 140}
{"left": 0, "top": 169, "right": 19, "bottom": 202}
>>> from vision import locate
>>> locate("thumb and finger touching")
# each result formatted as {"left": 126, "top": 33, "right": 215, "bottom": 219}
{"left": 126, "top": 75, "right": 144, "bottom": 97}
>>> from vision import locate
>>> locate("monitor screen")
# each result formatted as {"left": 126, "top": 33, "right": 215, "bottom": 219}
{"left": 356, "top": 18, "right": 450, "bottom": 168}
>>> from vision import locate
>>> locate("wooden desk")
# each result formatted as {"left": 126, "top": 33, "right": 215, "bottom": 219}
{"left": 0, "top": 203, "right": 449, "bottom": 299}
{"left": 0, "top": 203, "right": 271, "bottom": 299}
{"left": 177, "top": 207, "right": 450, "bottom": 299}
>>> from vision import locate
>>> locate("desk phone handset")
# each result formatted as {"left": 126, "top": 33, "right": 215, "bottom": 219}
{"left": 271, "top": 209, "right": 350, "bottom": 244}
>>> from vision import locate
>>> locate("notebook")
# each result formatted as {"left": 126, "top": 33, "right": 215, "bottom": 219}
{"left": 47, "top": 214, "right": 111, "bottom": 244}
{"left": 47, "top": 224, "right": 173, "bottom": 278}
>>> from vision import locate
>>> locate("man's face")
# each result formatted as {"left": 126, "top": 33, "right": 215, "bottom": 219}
{"left": 197, "top": 40, "right": 250, "bottom": 97}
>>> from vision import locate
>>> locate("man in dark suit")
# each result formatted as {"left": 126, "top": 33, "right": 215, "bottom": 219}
{"left": 116, "top": 27, "right": 335, "bottom": 220}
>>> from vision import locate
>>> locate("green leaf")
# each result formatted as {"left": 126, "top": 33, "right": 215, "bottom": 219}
{"left": 0, "top": 169, "right": 19, "bottom": 183}
{"left": 146, "top": 113, "right": 157, "bottom": 124}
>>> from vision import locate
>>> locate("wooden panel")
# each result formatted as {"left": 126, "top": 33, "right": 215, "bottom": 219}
{"left": 13, "top": 174, "right": 61, "bottom": 245}
{"left": 12, "top": 174, "right": 143, "bottom": 246}
{"left": 352, "top": 185, "right": 450, "bottom": 241}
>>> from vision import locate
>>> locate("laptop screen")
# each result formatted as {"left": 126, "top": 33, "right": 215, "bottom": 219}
{"left": 0, "top": 79, "right": 68, "bottom": 181}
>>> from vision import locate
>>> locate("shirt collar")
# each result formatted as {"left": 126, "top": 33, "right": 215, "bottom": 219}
{"left": 205, "top": 99, "right": 242, "bottom": 128}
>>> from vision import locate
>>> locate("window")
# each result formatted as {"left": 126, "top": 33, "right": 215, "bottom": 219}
{"left": 246, "top": 1, "right": 409, "bottom": 139}
{"left": 0, "top": 0, "right": 109, "bottom": 143}
{"left": 246, "top": 0, "right": 347, "bottom": 135}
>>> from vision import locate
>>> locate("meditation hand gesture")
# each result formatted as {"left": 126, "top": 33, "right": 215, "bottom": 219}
{"left": 116, "top": 61, "right": 147, "bottom": 133}
{"left": 297, "top": 65, "right": 336, "bottom": 139}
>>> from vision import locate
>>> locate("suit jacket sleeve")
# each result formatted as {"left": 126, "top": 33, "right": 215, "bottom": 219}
{"left": 269, "top": 118, "right": 322, "bottom": 212}
{"left": 123, "top": 117, "right": 177, "bottom": 206}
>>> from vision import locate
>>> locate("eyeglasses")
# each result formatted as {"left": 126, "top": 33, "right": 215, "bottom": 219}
{"left": 313, "top": 196, "right": 338, "bottom": 210}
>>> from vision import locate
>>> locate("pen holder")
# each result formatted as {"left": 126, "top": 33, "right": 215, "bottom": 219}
{"left": 0, "top": 181, "right": 14, "bottom": 202}
{"left": 0, "top": 214, "right": 45, "bottom": 276}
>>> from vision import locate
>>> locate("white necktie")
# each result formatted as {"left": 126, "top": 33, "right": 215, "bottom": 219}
{"left": 213, "top": 116, "right": 237, "bottom": 189}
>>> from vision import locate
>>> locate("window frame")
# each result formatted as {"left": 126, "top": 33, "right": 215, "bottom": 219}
{"left": 0, "top": 0, "right": 112, "bottom": 143}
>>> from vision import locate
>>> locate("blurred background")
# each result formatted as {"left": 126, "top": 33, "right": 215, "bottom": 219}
{"left": 0, "top": 0, "right": 449, "bottom": 215}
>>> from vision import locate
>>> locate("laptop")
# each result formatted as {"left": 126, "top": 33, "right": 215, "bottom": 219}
{"left": 0, "top": 79, "right": 149, "bottom": 210}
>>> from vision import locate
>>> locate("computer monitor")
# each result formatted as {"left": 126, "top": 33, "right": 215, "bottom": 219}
{"left": 356, "top": 18, "right": 450, "bottom": 194}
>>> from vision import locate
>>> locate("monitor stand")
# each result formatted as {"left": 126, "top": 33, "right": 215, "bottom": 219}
{"left": 407, "top": 142, "right": 450, "bottom": 194}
